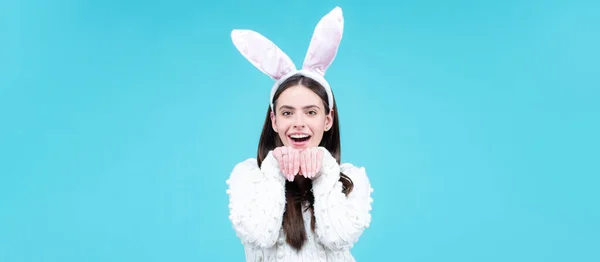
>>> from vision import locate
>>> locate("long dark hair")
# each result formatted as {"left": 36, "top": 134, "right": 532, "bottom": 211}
{"left": 256, "top": 74, "right": 354, "bottom": 251}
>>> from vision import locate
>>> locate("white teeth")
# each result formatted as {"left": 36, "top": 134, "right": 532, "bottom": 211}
{"left": 290, "top": 134, "right": 309, "bottom": 139}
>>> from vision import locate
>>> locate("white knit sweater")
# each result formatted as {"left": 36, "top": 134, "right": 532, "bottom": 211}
{"left": 226, "top": 147, "right": 373, "bottom": 262}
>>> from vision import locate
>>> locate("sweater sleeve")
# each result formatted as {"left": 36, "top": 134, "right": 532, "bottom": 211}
{"left": 312, "top": 147, "right": 373, "bottom": 251}
{"left": 226, "top": 151, "right": 286, "bottom": 249}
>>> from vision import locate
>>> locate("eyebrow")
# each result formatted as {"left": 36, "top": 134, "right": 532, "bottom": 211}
{"left": 278, "top": 105, "right": 321, "bottom": 111}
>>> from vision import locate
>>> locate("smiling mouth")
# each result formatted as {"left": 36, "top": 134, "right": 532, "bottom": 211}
{"left": 289, "top": 134, "right": 311, "bottom": 143}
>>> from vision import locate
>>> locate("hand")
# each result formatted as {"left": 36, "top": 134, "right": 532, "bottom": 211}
{"left": 273, "top": 146, "right": 301, "bottom": 181}
{"left": 299, "top": 147, "right": 323, "bottom": 179}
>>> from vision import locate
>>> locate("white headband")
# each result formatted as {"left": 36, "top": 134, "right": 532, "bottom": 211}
{"left": 231, "top": 6, "right": 344, "bottom": 110}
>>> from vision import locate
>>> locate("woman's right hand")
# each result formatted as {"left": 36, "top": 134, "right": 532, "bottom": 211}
{"left": 273, "top": 146, "right": 301, "bottom": 181}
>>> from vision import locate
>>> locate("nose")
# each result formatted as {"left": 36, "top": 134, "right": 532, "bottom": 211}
{"left": 292, "top": 114, "right": 306, "bottom": 128}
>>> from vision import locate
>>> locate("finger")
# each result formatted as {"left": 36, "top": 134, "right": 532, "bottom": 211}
{"left": 281, "top": 149, "right": 290, "bottom": 181}
{"left": 308, "top": 149, "right": 314, "bottom": 178}
{"left": 301, "top": 150, "right": 308, "bottom": 178}
{"left": 274, "top": 148, "right": 284, "bottom": 177}
{"left": 287, "top": 149, "right": 293, "bottom": 178}
{"left": 288, "top": 149, "right": 294, "bottom": 179}
{"left": 294, "top": 150, "right": 300, "bottom": 177}
{"left": 305, "top": 149, "right": 310, "bottom": 178}
{"left": 316, "top": 149, "right": 323, "bottom": 174}
{"left": 305, "top": 148, "right": 310, "bottom": 178}
{"left": 289, "top": 149, "right": 296, "bottom": 180}
{"left": 312, "top": 148, "right": 318, "bottom": 178}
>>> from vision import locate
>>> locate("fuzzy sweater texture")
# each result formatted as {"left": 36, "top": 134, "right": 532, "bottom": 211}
{"left": 226, "top": 147, "right": 373, "bottom": 261}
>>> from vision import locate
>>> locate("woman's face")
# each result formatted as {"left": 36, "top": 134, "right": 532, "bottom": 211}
{"left": 271, "top": 85, "right": 333, "bottom": 150}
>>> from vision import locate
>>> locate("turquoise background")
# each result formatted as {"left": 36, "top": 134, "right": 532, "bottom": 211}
{"left": 1, "top": 0, "right": 599, "bottom": 261}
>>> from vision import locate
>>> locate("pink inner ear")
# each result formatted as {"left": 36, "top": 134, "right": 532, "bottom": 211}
{"left": 302, "top": 7, "right": 344, "bottom": 75}
{"left": 231, "top": 29, "right": 297, "bottom": 79}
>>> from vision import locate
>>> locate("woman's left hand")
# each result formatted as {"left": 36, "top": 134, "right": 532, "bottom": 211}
{"left": 299, "top": 147, "right": 324, "bottom": 179}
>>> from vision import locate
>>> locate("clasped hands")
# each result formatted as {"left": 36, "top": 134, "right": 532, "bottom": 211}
{"left": 273, "top": 146, "right": 324, "bottom": 182}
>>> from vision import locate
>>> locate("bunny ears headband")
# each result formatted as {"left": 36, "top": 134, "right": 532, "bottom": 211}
{"left": 231, "top": 6, "right": 344, "bottom": 110}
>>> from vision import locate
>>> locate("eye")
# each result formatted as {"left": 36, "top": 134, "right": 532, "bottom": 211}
{"left": 282, "top": 111, "right": 291, "bottom": 116}
{"left": 308, "top": 110, "right": 317, "bottom": 115}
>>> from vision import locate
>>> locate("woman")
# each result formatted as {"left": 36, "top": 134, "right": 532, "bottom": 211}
{"left": 226, "top": 7, "right": 373, "bottom": 262}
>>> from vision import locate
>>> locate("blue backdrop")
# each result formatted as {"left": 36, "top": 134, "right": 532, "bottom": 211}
{"left": 1, "top": 0, "right": 599, "bottom": 261}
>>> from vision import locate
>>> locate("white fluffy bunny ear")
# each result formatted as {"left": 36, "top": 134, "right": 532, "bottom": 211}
{"left": 302, "top": 6, "right": 344, "bottom": 76}
{"left": 231, "top": 29, "right": 297, "bottom": 80}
